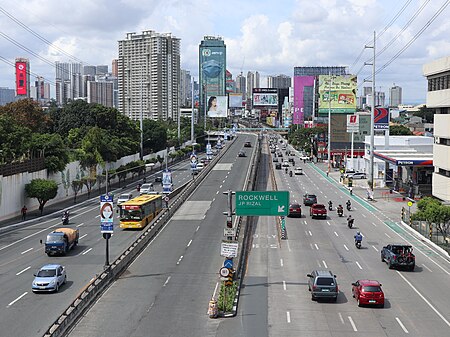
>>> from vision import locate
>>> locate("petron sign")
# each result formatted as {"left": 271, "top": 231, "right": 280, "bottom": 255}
{"left": 235, "top": 191, "right": 289, "bottom": 216}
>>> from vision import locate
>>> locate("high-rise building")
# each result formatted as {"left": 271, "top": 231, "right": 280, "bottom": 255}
{"left": 235, "top": 72, "right": 246, "bottom": 100}
{"left": 199, "top": 36, "right": 226, "bottom": 115}
{"left": 112, "top": 59, "right": 118, "bottom": 77}
{"left": 246, "top": 71, "right": 260, "bottom": 100}
{"left": 180, "top": 69, "right": 192, "bottom": 108}
{"left": 118, "top": 30, "right": 181, "bottom": 121}
{"left": 226, "top": 70, "right": 235, "bottom": 93}
{"left": 267, "top": 74, "right": 291, "bottom": 89}
{"left": 367, "top": 91, "right": 386, "bottom": 107}
{"left": 423, "top": 56, "right": 450, "bottom": 202}
{"left": 87, "top": 80, "right": 114, "bottom": 107}
{"left": 0, "top": 87, "right": 16, "bottom": 106}
{"left": 389, "top": 85, "right": 402, "bottom": 107}
{"left": 15, "top": 58, "right": 30, "bottom": 98}
{"left": 96, "top": 65, "right": 108, "bottom": 75}
{"left": 34, "top": 76, "right": 50, "bottom": 103}
{"left": 83, "top": 66, "right": 96, "bottom": 76}
{"left": 55, "top": 61, "right": 83, "bottom": 105}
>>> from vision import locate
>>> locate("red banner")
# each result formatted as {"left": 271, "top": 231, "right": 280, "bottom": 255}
{"left": 15, "top": 62, "right": 27, "bottom": 95}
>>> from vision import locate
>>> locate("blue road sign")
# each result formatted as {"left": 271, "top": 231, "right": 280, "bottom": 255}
{"left": 224, "top": 259, "right": 233, "bottom": 269}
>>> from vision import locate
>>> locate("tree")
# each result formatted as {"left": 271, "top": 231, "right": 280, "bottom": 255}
{"left": 389, "top": 124, "right": 413, "bottom": 135}
{"left": 0, "top": 115, "right": 31, "bottom": 163}
{"left": 413, "top": 105, "right": 435, "bottom": 123}
{"left": 413, "top": 197, "right": 450, "bottom": 246}
{"left": 0, "top": 98, "right": 50, "bottom": 133}
{"left": 143, "top": 119, "right": 167, "bottom": 152}
{"left": 81, "top": 177, "right": 96, "bottom": 198}
{"left": 71, "top": 180, "right": 84, "bottom": 203}
{"left": 29, "top": 133, "right": 70, "bottom": 173}
{"left": 25, "top": 179, "right": 58, "bottom": 215}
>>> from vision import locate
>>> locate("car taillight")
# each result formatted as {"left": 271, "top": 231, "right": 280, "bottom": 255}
{"left": 393, "top": 255, "right": 396, "bottom": 260}
{"left": 312, "top": 285, "right": 317, "bottom": 291}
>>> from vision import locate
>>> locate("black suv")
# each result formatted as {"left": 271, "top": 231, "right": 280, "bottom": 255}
{"left": 244, "top": 141, "right": 252, "bottom": 147}
{"left": 303, "top": 193, "right": 318, "bottom": 206}
{"left": 307, "top": 270, "right": 338, "bottom": 301}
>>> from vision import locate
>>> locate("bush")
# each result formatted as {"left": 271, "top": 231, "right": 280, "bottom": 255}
{"left": 217, "top": 281, "right": 237, "bottom": 312}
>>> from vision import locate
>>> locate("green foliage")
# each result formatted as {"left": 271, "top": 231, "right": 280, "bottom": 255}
{"left": 29, "top": 133, "right": 70, "bottom": 173}
{"left": 217, "top": 282, "right": 238, "bottom": 312}
{"left": 0, "top": 114, "right": 31, "bottom": 163}
{"left": 71, "top": 180, "right": 84, "bottom": 202}
{"left": 412, "top": 197, "right": 450, "bottom": 245}
{"left": 143, "top": 119, "right": 167, "bottom": 152}
{"left": 25, "top": 179, "right": 58, "bottom": 214}
{"left": 413, "top": 105, "right": 435, "bottom": 123}
{"left": 81, "top": 176, "right": 96, "bottom": 197}
{"left": 288, "top": 126, "right": 326, "bottom": 154}
{"left": 0, "top": 98, "right": 50, "bottom": 133}
{"left": 389, "top": 125, "right": 413, "bottom": 135}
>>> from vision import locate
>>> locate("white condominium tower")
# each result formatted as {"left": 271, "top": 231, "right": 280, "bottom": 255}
{"left": 118, "top": 30, "right": 181, "bottom": 121}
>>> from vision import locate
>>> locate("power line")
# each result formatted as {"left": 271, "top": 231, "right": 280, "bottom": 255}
{"left": 0, "top": 55, "right": 56, "bottom": 87}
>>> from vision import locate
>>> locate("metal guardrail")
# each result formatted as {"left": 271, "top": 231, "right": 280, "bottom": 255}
{"left": 42, "top": 139, "right": 235, "bottom": 337}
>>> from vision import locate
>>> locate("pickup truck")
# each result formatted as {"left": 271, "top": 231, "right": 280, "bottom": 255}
{"left": 45, "top": 228, "right": 79, "bottom": 256}
{"left": 310, "top": 204, "right": 327, "bottom": 219}
{"left": 381, "top": 244, "right": 415, "bottom": 271}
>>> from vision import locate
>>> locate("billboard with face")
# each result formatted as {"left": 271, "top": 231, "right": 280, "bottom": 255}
{"left": 207, "top": 95, "right": 228, "bottom": 118}
{"left": 15, "top": 62, "right": 27, "bottom": 95}
{"left": 318, "top": 75, "right": 357, "bottom": 115}
{"left": 200, "top": 46, "right": 226, "bottom": 97}
{"left": 252, "top": 88, "right": 278, "bottom": 106}
{"left": 293, "top": 76, "right": 315, "bottom": 124}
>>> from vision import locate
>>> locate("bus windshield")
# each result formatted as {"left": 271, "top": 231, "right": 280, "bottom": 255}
{"left": 120, "top": 208, "right": 142, "bottom": 221}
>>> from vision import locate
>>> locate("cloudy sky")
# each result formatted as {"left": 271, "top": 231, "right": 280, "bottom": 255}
{"left": 1, "top": 0, "right": 449, "bottom": 104}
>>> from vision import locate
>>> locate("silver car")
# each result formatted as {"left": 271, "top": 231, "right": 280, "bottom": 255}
{"left": 32, "top": 264, "right": 67, "bottom": 293}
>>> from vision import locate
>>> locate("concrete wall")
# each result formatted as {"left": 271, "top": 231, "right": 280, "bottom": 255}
{"left": 0, "top": 149, "right": 170, "bottom": 222}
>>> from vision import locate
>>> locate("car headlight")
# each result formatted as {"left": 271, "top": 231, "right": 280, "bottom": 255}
{"left": 49, "top": 279, "right": 56, "bottom": 285}
{"left": 32, "top": 281, "right": 37, "bottom": 286}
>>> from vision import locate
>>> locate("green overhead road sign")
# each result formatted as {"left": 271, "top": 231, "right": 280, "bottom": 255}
{"left": 235, "top": 191, "right": 289, "bottom": 216}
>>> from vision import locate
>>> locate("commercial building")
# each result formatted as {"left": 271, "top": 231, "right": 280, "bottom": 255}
{"left": 423, "top": 56, "right": 450, "bottom": 202}
{"left": 33, "top": 76, "right": 51, "bottom": 104}
{"left": 199, "top": 36, "right": 226, "bottom": 116}
{"left": 0, "top": 87, "right": 16, "bottom": 106}
{"left": 389, "top": 85, "right": 402, "bottom": 107}
{"left": 55, "top": 61, "right": 83, "bottom": 105}
{"left": 267, "top": 74, "right": 291, "bottom": 89}
{"left": 117, "top": 31, "right": 180, "bottom": 121}
{"left": 15, "top": 58, "right": 30, "bottom": 98}
{"left": 180, "top": 69, "right": 192, "bottom": 108}
{"left": 235, "top": 72, "right": 246, "bottom": 99}
{"left": 246, "top": 71, "right": 260, "bottom": 100}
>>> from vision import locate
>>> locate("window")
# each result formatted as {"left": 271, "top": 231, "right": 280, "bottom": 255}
{"left": 363, "top": 286, "right": 381, "bottom": 292}
{"left": 317, "top": 277, "right": 335, "bottom": 286}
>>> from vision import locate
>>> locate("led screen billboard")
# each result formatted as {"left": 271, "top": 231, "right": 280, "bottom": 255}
{"left": 293, "top": 76, "right": 315, "bottom": 124}
{"left": 207, "top": 95, "right": 228, "bottom": 118}
{"left": 229, "top": 93, "right": 243, "bottom": 108}
{"left": 15, "top": 62, "right": 27, "bottom": 95}
{"left": 200, "top": 46, "right": 226, "bottom": 97}
{"left": 318, "top": 75, "right": 357, "bottom": 115}
{"left": 252, "top": 88, "right": 278, "bottom": 106}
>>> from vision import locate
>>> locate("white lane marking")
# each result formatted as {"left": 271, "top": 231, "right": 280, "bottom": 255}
{"left": 327, "top": 221, "right": 331, "bottom": 226}
{"left": 362, "top": 213, "right": 366, "bottom": 218}
{"left": 384, "top": 233, "right": 391, "bottom": 238}
{"left": 422, "top": 263, "right": 432, "bottom": 272}
{"left": 21, "top": 247, "right": 34, "bottom": 255}
{"left": 77, "top": 222, "right": 85, "bottom": 227}
{"left": 322, "top": 260, "right": 328, "bottom": 268}
{"left": 338, "top": 312, "right": 345, "bottom": 324}
{"left": 372, "top": 245, "right": 379, "bottom": 252}
{"left": 187, "top": 239, "right": 192, "bottom": 247}
{"left": 426, "top": 255, "right": 450, "bottom": 275}
{"left": 0, "top": 224, "right": 58, "bottom": 252}
{"left": 314, "top": 243, "right": 319, "bottom": 250}
{"left": 177, "top": 255, "right": 184, "bottom": 265}
{"left": 222, "top": 179, "right": 226, "bottom": 183}
{"left": 286, "top": 240, "right": 292, "bottom": 252}
{"left": 286, "top": 311, "right": 291, "bottom": 323}
{"left": 216, "top": 191, "right": 219, "bottom": 194}
{"left": 8, "top": 292, "right": 27, "bottom": 307}
{"left": 82, "top": 248, "right": 93, "bottom": 255}
{"left": 355, "top": 261, "right": 363, "bottom": 269}
{"left": 396, "top": 317, "right": 409, "bottom": 334}
{"left": 219, "top": 185, "right": 223, "bottom": 189}
{"left": 396, "top": 271, "right": 450, "bottom": 327}
{"left": 308, "top": 231, "right": 312, "bottom": 236}
{"left": 280, "top": 258, "right": 284, "bottom": 267}
{"left": 304, "top": 220, "right": 307, "bottom": 225}
{"left": 79, "top": 234, "right": 87, "bottom": 240}
{"left": 16, "top": 266, "right": 31, "bottom": 276}
{"left": 196, "top": 226, "right": 200, "bottom": 232}
{"left": 372, "top": 222, "right": 377, "bottom": 227}
{"left": 283, "top": 280, "right": 287, "bottom": 290}
{"left": 344, "top": 244, "right": 349, "bottom": 251}
{"left": 95, "top": 215, "right": 100, "bottom": 218}
{"left": 163, "top": 276, "right": 171, "bottom": 287}
{"left": 348, "top": 316, "right": 357, "bottom": 332}
{"left": 334, "top": 231, "right": 339, "bottom": 237}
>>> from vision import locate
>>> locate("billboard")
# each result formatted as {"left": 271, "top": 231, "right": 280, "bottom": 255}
{"left": 374, "top": 108, "right": 389, "bottom": 129}
{"left": 318, "top": 75, "right": 357, "bottom": 115}
{"left": 200, "top": 46, "right": 226, "bottom": 97}
{"left": 207, "top": 95, "right": 228, "bottom": 117}
{"left": 346, "top": 115, "right": 360, "bottom": 133}
{"left": 293, "top": 76, "right": 315, "bottom": 124}
{"left": 229, "top": 93, "right": 243, "bottom": 108}
{"left": 15, "top": 62, "right": 27, "bottom": 95}
{"left": 253, "top": 88, "right": 278, "bottom": 106}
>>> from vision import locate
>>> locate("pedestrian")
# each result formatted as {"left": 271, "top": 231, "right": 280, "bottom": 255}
{"left": 21, "top": 205, "right": 27, "bottom": 220}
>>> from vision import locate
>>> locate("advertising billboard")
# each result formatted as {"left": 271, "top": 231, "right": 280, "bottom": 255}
{"left": 15, "top": 62, "right": 27, "bottom": 95}
{"left": 374, "top": 108, "right": 390, "bottom": 129}
{"left": 207, "top": 95, "right": 228, "bottom": 118}
{"left": 318, "top": 75, "right": 357, "bottom": 115}
{"left": 252, "top": 88, "right": 278, "bottom": 106}
{"left": 293, "top": 76, "right": 315, "bottom": 124}
{"left": 229, "top": 93, "right": 243, "bottom": 108}
{"left": 200, "top": 46, "right": 226, "bottom": 97}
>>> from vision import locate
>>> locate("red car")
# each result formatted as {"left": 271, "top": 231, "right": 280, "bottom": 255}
{"left": 309, "top": 204, "right": 327, "bottom": 219}
{"left": 288, "top": 203, "right": 302, "bottom": 217}
{"left": 351, "top": 280, "right": 384, "bottom": 308}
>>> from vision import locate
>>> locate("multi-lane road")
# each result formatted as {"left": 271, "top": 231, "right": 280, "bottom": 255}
{"left": 0, "top": 156, "right": 199, "bottom": 336}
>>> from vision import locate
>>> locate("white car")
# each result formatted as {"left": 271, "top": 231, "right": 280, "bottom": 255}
{"left": 294, "top": 167, "right": 303, "bottom": 175}
{"left": 117, "top": 193, "right": 133, "bottom": 204}
{"left": 300, "top": 155, "right": 310, "bottom": 161}
{"left": 348, "top": 172, "right": 367, "bottom": 179}
{"left": 196, "top": 163, "right": 205, "bottom": 171}
{"left": 282, "top": 161, "right": 290, "bottom": 167}
{"left": 140, "top": 183, "right": 154, "bottom": 195}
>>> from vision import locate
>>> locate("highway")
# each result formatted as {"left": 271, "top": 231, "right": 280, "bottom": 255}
{"left": 234, "top": 136, "right": 450, "bottom": 337}
{"left": 0, "top": 157, "right": 198, "bottom": 337}
{"left": 66, "top": 134, "right": 258, "bottom": 336}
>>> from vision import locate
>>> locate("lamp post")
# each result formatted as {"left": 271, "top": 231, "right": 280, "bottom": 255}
{"left": 327, "top": 73, "right": 333, "bottom": 174}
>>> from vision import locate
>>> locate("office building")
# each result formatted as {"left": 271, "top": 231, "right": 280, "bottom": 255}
{"left": 389, "top": 85, "right": 402, "bottom": 107}
{"left": 267, "top": 74, "right": 291, "bottom": 89}
{"left": 87, "top": 80, "right": 114, "bottom": 107}
{"left": 118, "top": 30, "right": 181, "bottom": 121}
{"left": 199, "top": 36, "right": 226, "bottom": 114}
{"left": 112, "top": 59, "right": 118, "bottom": 77}
{"left": 180, "top": 69, "right": 192, "bottom": 108}
{"left": 55, "top": 61, "right": 83, "bottom": 105}
{"left": 15, "top": 58, "right": 30, "bottom": 98}
{"left": 235, "top": 72, "right": 246, "bottom": 100}
{"left": 367, "top": 91, "right": 386, "bottom": 107}
{"left": 0, "top": 87, "right": 16, "bottom": 106}
{"left": 423, "top": 56, "right": 450, "bottom": 202}
{"left": 34, "top": 76, "right": 50, "bottom": 104}
{"left": 246, "top": 71, "right": 260, "bottom": 100}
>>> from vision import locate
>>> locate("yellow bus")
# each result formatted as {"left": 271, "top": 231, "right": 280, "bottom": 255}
{"left": 118, "top": 194, "right": 163, "bottom": 229}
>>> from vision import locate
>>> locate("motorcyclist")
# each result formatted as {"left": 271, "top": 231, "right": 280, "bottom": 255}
{"left": 63, "top": 210, "right": 69, "bottom": 218}
{"left": 62, "top": 210, "right": 69, "bottom": 225}
{"left": 354, "top": 231, "right": 363, "bottom": 243}
{"left": 347, "top": 215, "right": 354, "bottom": 228}
{"left": 337, "top": 204, "right": 343, "bottom": 216}
{"left": 289, "top": 170, "right": 293, "bottom": 177}
{"left": 346, "top": 200, "right": 351, "bottom": 210}
{"left": 285, "top": 167, "right": 288, "bottom": 174}
{"left": 328, "top": 200, "right": 333, "bottom": 210}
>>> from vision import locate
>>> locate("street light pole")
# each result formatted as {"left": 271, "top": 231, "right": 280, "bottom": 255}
{"left": 191, "top": 77, "right": 195, "bottom": 143}
{"left": 327, "top": 72, "right": 332, "bottom": 174}
{"left": 370, "top": 31, "right": 376, "bottom": 193}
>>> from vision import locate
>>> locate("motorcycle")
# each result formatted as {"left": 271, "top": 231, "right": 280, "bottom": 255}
{"left": 328, "top": 202, "right": 333, "bottom": 211}
{"left": 289, "top": 171, "right": 293, "bottom": 177}
{"left": 337, "top": 207, "right": 343, "bottom": 217}
{"left": 355, "top": 240, "right": 361, "bottom": 249}
{"left": 347, "top": 218, "right": 354, "bottom": 229}
{"left": 62, "top": 213, "right": 69, "bottom": 226}
{"left": 346, "top": 203, "right": 351, "bottom": 211}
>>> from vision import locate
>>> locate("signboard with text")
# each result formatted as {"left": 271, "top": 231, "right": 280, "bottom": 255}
{"left": 235, "top": 191, "right": 289, "bottom": 216}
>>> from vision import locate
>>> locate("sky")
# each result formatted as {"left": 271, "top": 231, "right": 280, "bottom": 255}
{"left": 1, "top": 0, "right": 450, "bottom": 105}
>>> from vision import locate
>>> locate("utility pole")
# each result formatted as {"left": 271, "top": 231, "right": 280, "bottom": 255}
{"left": 365, "top": 31, "right": 376, "bottom": 195}
{"left": 191, "top": 77, "right": 195, "bottom": 143}
{"left": 327, "top": 72, "right": 332, "bottom": 174}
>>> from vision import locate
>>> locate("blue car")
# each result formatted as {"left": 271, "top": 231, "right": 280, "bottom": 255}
{"left": 32, "top": 264, "right": 67, "bottom": 293}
